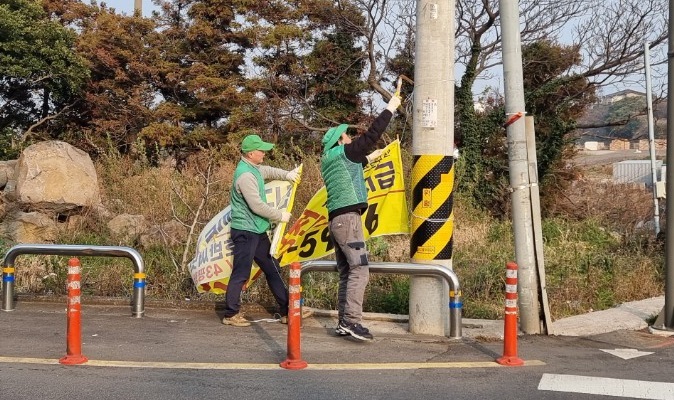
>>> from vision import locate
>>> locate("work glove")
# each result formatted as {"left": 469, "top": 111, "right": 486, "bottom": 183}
{"left": 366, "top": 149, "right": 384, "bottom": 163}
{"left": 286, "top": 166, "right": 301, "bottom": 184}
{"left": 385, "top": 95, "right": 402, "bottom": 113}
{"left": 281, "top": 211, "right": 292, "bottom": 223}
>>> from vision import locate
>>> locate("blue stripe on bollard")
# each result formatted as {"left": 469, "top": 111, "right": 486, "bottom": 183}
{"left": 449, "top": 301, "right": 462, "bottom": 309}
{"left": 133, "top": 281, "right": 146, "bottom": 288}
{"left": 3, "top": 275, "right": 15, "bottom": 282}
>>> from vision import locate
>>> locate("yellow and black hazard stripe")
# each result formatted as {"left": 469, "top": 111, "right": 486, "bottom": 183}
{"left": 411, "top": 155, "right": 454, "bottom": 260}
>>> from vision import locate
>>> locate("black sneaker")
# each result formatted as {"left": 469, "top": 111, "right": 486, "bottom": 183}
{"left": 335, "top": 319, "right": 349, "bottom": 336}
{"left": 338, "top": 321, "right": 373, "bottom": 341}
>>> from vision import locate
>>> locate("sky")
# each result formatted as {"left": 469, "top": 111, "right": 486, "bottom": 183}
{"left": 99, "top": 0, "right": 157, "bottom": 17}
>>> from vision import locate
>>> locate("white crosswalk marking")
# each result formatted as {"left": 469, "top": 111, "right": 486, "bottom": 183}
{"left": 538, "top": 374, "right": 674, "bottom": 399}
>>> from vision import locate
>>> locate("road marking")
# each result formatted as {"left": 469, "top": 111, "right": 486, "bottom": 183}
{"left": 0, "top": 356, "right": 545, "bottom": 370}
{"left": 601, "top": 348, "right": 654, "bottom": 360}
{"left": 539, "top": 373, "right": 674, "bottom": 399}
{"left": 306, "top": 360, "right": 545, "bottom": 370}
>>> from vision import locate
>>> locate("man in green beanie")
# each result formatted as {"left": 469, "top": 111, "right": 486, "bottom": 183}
{"left": 222, "top": 134, "right": 300, "bottom": 327}
{"left": 320, "top": 94, "right": 401, "bottom": 341}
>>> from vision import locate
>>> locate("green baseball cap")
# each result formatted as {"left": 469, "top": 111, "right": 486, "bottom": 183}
{"left": 241, "top": 134, "right": 274, "bottom": 152}
{"left": 321, "top": 124, "right": 349, "bottom": 151}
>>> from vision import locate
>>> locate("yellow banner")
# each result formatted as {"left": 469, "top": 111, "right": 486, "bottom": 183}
{"left": 188, "top": 174, "right": 300, "bottom": 294}
{"left": 273, "top": 140, "right": 408, "bottom": 264}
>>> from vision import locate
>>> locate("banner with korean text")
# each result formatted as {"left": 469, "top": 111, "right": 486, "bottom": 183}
{"left": 273, "top": 140, "right": 408, "bottom": 265}
{"left": 188, "top": 176, "right": 299, "bottom": 294}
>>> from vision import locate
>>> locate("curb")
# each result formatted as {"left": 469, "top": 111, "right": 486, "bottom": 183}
{"left": 551, "top": 296, "right": 663, "bottom": 337}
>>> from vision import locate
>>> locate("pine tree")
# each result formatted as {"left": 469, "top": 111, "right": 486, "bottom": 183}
{"left": 0, "top": 0, "right": 88, "bottom": 157}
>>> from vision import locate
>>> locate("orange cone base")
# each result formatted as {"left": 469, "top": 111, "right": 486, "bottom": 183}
{"left": 59, "top": 355, "right": 88, "bottom": 365}
{"left": 280, "top": 359, "right": 308, "bottom": 370}
{"left": 496, "top": 356, "right": 524, "bottom": 366}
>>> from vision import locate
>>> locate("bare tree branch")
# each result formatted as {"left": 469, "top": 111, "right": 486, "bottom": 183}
{"left": 178, "top": 160, "right": 214, "bottom": 274}
{"left": 20, "top": 103, "right": 75, "bottom": 144}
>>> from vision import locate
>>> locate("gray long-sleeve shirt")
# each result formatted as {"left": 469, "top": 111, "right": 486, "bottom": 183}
{"left": 234, "top": 157, "right": 290, "bottom": 222}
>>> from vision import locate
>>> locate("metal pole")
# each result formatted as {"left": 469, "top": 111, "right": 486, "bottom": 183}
{"left": 410, "top": 0, "right": 455, "bottom": 336}
{"left": 667, "top": 0, "right": 674, "bottom": 330}
{"left": 302, "top": 261, "right": 462, "bottom": 339}
{"left": 644, "top": 42, "right": 661, "bottom": 236}
{"left": 653, "top": 0, "right": 674, "bottom": 331}
{"left": 498, "top": 0, "right": 540, "bottom": 334}
{"left": 2, "top": 244, "right": 146, "bottom": 317}
{"left": 134, "top": 0, "right": 142, "bottom": 15}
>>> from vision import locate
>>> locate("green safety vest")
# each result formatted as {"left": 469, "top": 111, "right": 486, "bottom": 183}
{"left": 230, "top": 160, "right": 270, "bottom": 233}
{"left": 321, "top": 146, "right": 367, "bottom": 213}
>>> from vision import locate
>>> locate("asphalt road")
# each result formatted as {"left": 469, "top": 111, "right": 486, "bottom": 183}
{"left": 1, "top": 301, "right": 674, "bottom": 400}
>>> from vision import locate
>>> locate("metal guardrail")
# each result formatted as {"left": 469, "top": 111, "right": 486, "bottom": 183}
{"left": 2, "top": 244, "right": 146, "bottom": 317}
{"left": 301, "top": 260, "right": 462, "bottom": 339}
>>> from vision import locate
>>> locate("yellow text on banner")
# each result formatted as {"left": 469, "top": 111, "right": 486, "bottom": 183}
{"left": 273, "top": 140, "right": 408, "bottom": 265}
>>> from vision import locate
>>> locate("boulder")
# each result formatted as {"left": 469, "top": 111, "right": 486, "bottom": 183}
{"left": 0, "top": 211, "right": 57, "bottom": 243}
{"left": 107, "top": 214, "right": 147, "bottom": 243}
{"left": 139, "top": 219, "right": 187, "bottom": 248}
{"left": 14, "top": 141, "right": 100, "bottom": 213}
{"left": 0, "top": 160, "right": 17, "bottom": 190}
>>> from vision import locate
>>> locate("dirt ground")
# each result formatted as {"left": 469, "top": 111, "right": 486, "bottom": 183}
{"left": 573, "top": 149, "right": 666, "bottom": 167}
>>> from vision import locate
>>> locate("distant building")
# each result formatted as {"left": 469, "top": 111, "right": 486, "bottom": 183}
{"left": 609, "top": 139, "right": 631, "bottom": 151}
{"left": 599, "top": 89, "right": 646, "bottom": 104}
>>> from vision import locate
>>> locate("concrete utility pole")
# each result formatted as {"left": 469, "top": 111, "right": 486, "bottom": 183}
{"left": 409, "top": 0, "right": 455, "bottom": 336}
{"left": 134, "top": 0, "right": 142, "bottom": 15}
{"left": 498, "top": 0, "right": 541, "bottom": 334}
{"left": 652, "top": 0, "right": 674, "bottom": 332}
{"left": 666, "top": 0, "right": 674, "bottom": 330}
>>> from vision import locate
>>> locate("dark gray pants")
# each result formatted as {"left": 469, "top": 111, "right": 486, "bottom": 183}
{"left": 330, "top": 212, "right": 369, "bottom": 325}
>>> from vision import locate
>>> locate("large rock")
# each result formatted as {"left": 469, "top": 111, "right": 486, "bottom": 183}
{"left": 139, "top": 220, "right": 188, "bottom": 248}
{"left": 0, "top": 211, "right": 57, "bottom": 243}
{"left": 0, "top": 160, "right": 17, "bottom": 190}
{"left": 107, "top": 214, "right": 147, "bottom": 243}
{"left": 14, "top": 141, "right": 100, "bottom": 213}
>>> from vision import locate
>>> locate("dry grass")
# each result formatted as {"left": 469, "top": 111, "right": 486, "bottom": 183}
{"left": 444, "top": 164, "right": 664, "bottom": 320}
{"left": 557, "top": 178, "right": 659, "bottom": 232}
{"left": 82, "top": 261, "right": 132, "bottom": 297}
{"left": 14, "top": 256, "right": 53, "bottom": 294}
{"left": 95, "top": 153, "right": 235, "bottom": 224}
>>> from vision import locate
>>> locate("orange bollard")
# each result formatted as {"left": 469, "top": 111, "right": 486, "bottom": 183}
{"left": 59, "top": 258, "right": 88, "bottom": 365}
{"left": 496, "top": 261, "right": 524, "bottom": 366}
{"left": 280, "top": 262, "right": 307, "bottom": 370}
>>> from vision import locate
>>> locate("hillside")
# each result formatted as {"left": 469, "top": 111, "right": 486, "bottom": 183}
{"left": 574, "top": 96, "right": 668, "bottom": 144}
{"left": 0, "top": 145, "right": 665, "bottom": 322}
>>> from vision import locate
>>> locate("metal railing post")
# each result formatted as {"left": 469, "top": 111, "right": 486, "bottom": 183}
{"left": 2, "top": 244, "right": 146, "bottom": 317}
{"left": 301, "top": 261, "right": 462, "bottom": 339}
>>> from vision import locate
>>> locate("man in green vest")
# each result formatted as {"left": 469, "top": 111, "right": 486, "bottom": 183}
{"left": 320, "top": 94, "right": 401, "bottom": 341}
{"left": 222, "top": 134, "right": 300, "bottom": 327}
